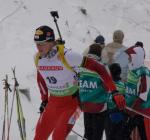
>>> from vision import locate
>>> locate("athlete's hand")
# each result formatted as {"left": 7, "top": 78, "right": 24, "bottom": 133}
{"left": 113, "top": 94, "right": 126, "bottom": 110}
{"left": 39, "top": 100, "right": 48, "bottom": 113}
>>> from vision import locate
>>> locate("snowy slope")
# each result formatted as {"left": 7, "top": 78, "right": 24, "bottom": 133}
{"left": 1, "top": 0, "right": 150, "bottom": 139}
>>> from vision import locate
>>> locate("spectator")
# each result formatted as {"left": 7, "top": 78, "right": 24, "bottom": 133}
{"left": 102, "top": 30, "right": 128, "bottom": 82}
{"left": 83, "top": 35, "right": 105, "bottom": 56}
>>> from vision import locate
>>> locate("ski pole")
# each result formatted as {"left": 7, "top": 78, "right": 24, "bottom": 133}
{"left": 126, "top": 106, "right": 150, "bottom": 120}
{"left": 71, "top": 129, "right": 88, "bottom": 140}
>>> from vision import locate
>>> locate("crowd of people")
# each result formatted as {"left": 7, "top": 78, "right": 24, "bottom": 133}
{"left": 33, "top": 24, "right": 150, "bottom": 140}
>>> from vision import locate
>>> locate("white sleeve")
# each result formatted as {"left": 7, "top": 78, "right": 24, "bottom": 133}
{"left": 113, "top": 47, "right": 129, "bottom": 81}
{"left": 65, "top": 49, "right": 83, "bottom": 67}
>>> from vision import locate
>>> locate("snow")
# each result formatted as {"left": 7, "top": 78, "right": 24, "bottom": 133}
{"left": 0, "top": 0, "right": 150, "bottom": 139}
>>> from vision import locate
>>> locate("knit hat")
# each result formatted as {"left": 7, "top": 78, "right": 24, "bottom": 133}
{"left": 113, "top": 30, "right": 124, "bottom": 44}
{"left": 94, "top": 35, "right": 105, "bottom": 44}
{"left": 34, "top": 25, "right": 55, "bottom": 43}
{"left": 135, "top": 41, "right": 143, "bottom": 47}
{"left": 88, "top": 43, "right": 103, "bottom": 58}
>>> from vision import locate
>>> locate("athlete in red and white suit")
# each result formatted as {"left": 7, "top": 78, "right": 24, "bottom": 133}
{"left": 33, "top": 25, "right": 82, "bottom": 140}
{"left": 34, "top": 47, "right": 82, "bottom": 140}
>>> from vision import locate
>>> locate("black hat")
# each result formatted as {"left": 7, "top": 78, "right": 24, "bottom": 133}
{"left": 94, "top": 35, "right": 105, "bottom": 44}
{"left": 135, "top": 41, "right": 143, "bottom": 47}
{"left": 34, "top": 25, "right": 55, "bottom": 43}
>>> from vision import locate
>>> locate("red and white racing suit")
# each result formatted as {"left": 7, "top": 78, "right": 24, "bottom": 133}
{"left": 34, "top": 47, "right": 82, "bottom": 140}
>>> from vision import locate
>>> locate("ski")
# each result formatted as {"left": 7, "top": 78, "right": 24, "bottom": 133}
{"left": 12, "top": 67, "right": 26, "bottom": 140}
{"left": 2, "top": 75, "right": 11, "bottom": 140}
{"left": 126, "top": 106, "right": 150, "bottom": 120}
{"left": 71, "top": 129, "right": 88, "bottom": 140}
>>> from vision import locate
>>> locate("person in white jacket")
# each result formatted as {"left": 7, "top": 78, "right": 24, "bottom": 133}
{"left": 102, "top": 30, "right": 129, "bottom": 82}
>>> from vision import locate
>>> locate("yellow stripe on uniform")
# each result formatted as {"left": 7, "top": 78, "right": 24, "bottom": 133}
{"left": 57, "top": 44, "right": 75, "bottom": 73}
{"left": 34, "top": 52, "right": 40, "bottom": 67}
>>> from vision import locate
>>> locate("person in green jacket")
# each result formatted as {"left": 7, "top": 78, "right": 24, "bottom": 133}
{"left": 107, "top": 63, "right": 130, "bottom": 140}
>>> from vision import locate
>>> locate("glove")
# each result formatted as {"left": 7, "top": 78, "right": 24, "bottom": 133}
{"left": 110, "top": 112, "right": 124, "bottom": 123}
{"left": 113, "top": 93, "right": 126, "bottom": 110}
{"left": 109, "top": 109, "right": 124, "bottom": 123}
{"left": 39, "top": 100, "right": 48, "bottom": 113}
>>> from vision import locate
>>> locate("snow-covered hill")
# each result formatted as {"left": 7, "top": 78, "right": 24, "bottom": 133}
{"left": 1, "top": 0, "right": 150, "bottom": 139}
